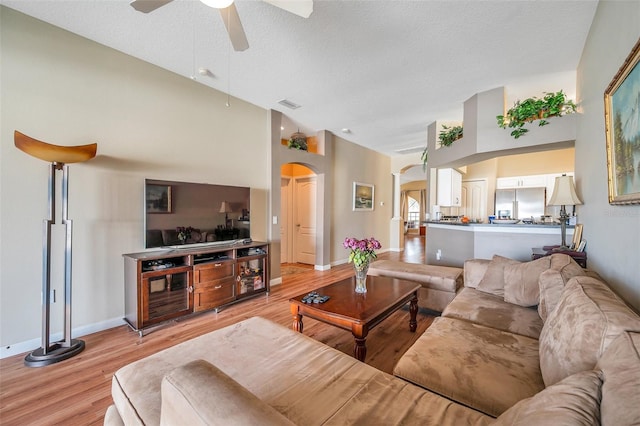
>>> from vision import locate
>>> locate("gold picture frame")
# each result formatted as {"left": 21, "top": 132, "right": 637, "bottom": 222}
{"left": 604, "top": 38, "right": 640, "bottom": 205}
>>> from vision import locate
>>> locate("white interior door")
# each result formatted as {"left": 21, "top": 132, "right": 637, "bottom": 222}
{"left": 461, "top": 179, "right": 488, "bottom": 221}
{"left": 280, "top": 177, "right": 292, "bottom": 263}
{"left": 294, "top": 176, "right": 316, "bottom": 265}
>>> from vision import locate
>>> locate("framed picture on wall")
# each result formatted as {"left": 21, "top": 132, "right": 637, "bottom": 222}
{"left": 146, "top": 184, "right": 172, "bottom": 213}
{"left": 353, "top": 182, "right": 374, "bottom": 211}
{"left": 604, "top": 38, "right": 640, "bottom": 205}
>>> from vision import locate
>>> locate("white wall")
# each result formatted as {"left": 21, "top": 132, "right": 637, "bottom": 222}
{"left": 576, "top": 1, "right": 640, "bottom": 310}
{"left": 0, "top": 8, "right": 269, "bottom": 354}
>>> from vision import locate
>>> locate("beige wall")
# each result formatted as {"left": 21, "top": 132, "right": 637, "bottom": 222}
{"left": 401, "top": 180, "right": 427, "bottom": 191}
{"left": 575, "top": 1, "right": 640, "bottom": 310}
{"left": 1, "top": 8, "right": 396, "bottom": 354}
{"left": 496, "top": 148, "right": 574, "bottom": 177}
{"left": 0, "top": 8, "right": 269, "bottom": 352}
{"left": 331, "top": 135, "right": 392, "bottom": 263}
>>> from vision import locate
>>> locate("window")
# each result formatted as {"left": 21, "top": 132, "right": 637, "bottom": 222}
{"left": 407, "top": 196, "right": 420, "bottom": 228}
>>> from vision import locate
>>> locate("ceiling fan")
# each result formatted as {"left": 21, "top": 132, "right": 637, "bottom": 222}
{"left": 129, "top": 0, "right": 313, "bottom": 52}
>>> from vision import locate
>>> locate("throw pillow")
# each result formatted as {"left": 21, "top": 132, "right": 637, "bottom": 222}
{"left": 161, "top": 359, "right": 295, "bottom": 426}
{"left": 596, "top": 332, "right": 640, "bottom": 426}
{"left": 493, "top": 370, "right": 602, "bottom": 426}
{"left": 539, "top": 276, "right": 640, "bottom": 387}
{"left": 503, "top": 256, "right": 552, "bottom": 307}
{"left": 476, "top": 255, "right": 520, "bottom": 297}
{"left": 537, "top": 254, "right": 585, "bottom": 321}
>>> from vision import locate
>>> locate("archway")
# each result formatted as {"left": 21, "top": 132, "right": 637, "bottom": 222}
{"left": 280, "top": 163, "right": 317, "bottom": 265}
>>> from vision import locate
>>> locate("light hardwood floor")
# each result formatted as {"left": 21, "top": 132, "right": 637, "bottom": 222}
{"left": 0, "top": 235, "right": 430, "bottom": 425}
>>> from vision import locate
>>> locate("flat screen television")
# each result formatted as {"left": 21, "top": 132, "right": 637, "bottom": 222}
{"left": 144, "top": 179, "right": 250, "bottom": 249}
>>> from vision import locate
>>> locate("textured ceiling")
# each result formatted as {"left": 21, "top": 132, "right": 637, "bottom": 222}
{"left": 2, "top": 0, "right": 598, "bottom": 160}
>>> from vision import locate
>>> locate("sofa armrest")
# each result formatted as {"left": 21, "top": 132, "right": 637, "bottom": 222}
{"left": 161, "top": 359, "right": 295, "bottom": 426}
{"left": 463, "top": 259, "right": 490, "bottom": 288}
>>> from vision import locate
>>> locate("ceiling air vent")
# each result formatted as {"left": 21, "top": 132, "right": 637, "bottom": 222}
{"left": 395, "top": 146, "right": 425, "bottom": 155}
{"left": 278, "top": 99, "right": 301, "bottom": 109}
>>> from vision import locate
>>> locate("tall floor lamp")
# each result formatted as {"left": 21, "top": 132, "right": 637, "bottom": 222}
{"left": 548, "top": 174, "right": 582, "bottom": 251}
{"left": 15, "top": 131, "right": 97, "bottom": 367}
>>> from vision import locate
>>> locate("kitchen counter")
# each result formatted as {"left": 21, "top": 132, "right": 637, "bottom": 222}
{"left": 426, "top": 221, "right": 571, "bottom": 234}
{"left": 425, "top": 221, "right": 573, "bottom": 266}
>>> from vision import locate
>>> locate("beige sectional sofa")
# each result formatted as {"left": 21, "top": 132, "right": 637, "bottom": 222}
{"left": 105, "top": 254, "right": 640, "bottom": 425}
{"left": 367, "top": 260, "right": 463, "bottom": 312}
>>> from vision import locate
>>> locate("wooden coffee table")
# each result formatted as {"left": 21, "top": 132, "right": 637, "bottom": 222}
{"left": 289, "top": 276, "right": 420, "bottom": 362}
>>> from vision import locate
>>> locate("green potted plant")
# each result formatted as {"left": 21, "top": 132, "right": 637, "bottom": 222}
{"left": 438, "top": 125, "right": 463, "bottom": 146}
{"left": 287, "top": 131, "right": 308, "bottom": 151}
{"left": 497, "top": 90, "right": 577, "bottom": 139}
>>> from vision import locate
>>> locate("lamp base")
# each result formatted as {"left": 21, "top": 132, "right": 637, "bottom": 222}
{"left": 551, "top": 245, "right": 572, "bottom": 252}
{"left": 24, "top": 339, "right": 85, "bottom": 367}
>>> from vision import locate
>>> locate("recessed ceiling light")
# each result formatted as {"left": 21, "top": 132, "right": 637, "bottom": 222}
{"left": 341, "top": 128, "right": 351, "bottom": 134}
{"left": 278, "top": 99, "right": 301, "bottom": 110}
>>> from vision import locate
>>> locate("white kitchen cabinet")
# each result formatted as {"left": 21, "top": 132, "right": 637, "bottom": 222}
{"left": 496, "top": 174, "right": 548, "bottom": 189}
{"left": 437, "top": 168, "right": 462, "bottom": 207}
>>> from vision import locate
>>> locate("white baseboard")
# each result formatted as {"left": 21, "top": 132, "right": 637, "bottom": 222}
{"left": 1, "top": 316, "right": 125, "bottom": 359}
{"left": 270, "top": 277, "right": 282, "bottom": 286}
{"left": 314, "top": 264, "right": 331, "bottom": 271}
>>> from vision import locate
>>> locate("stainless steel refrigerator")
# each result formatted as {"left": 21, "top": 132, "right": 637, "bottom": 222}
{"left": 494, "top": 187, "right": 546, "bottom": 220}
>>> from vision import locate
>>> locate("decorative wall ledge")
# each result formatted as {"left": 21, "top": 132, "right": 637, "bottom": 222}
{"left": 428, "top": 87, "right": 577, "bottom": 169}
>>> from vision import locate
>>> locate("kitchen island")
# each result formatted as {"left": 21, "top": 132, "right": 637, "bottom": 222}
{"left": 425, "top": 221, "right": 574, "bottom": 266}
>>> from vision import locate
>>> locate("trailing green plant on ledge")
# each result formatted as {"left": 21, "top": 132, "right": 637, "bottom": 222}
{"left": 439, "top": 125, "right": 463, "bottom": 146}
{"left": 421, "top": 124, "right": 463, "bottom": 170}
{"left": 287, "top": 132, "right": 308, "bottom": 151}
{"left": 421, "top": 146, "right": 428, "bottom": 171}
{"left": 497, "top": 90, "right": 577, "bottom": 139}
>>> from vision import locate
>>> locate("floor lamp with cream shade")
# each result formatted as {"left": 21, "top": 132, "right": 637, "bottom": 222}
{"left": 14, "top": 131, "right": 97, "bottom": 367}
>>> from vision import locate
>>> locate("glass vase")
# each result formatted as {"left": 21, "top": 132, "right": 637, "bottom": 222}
{"left": 354, "top": 263, "right": 369, "bottom": 293}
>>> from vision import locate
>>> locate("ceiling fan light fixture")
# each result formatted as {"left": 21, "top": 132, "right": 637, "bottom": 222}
{"left": 200, "top": 0, "right": 234, "bottom": 9}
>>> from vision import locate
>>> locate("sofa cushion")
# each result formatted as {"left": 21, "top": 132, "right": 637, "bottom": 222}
{"left": 503, "top": 256, "right": 551, "bottom": 307}
{"left": 324, "top": 368, "right": 492, "bottom": 426}
{"left": 493, "top": 370, "right": 602, "bottom": 426}
{"left": 160, "top": 359, "right": 295, "bottom": 426}
{"left": 463, "top": 258, "right": 490, "bottom": 289}
{"left": 442, "top": 288, "right": 543, "bottom": 339}
{"left": 537, "top": 254, "right": 586, "bottom": 321}
{"left": 393, "top": 316, "right": 544, "bottom": 417}
{"left": 595, "top": 331, "right": 640, "bottom": 426}
{"left": 367, "top": 260, "right": 462, "bottom": 293}
{"left": 476, "top": 255, "right": 520, "bottom": 297}
{"left": 539, "top": 276, "right": 640, "bottom": 386}
{"left": 112, "top": 317, "right": 492, "bottom": 426}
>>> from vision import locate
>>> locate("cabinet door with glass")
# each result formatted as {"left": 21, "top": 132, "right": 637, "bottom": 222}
{"left": 140, "top": 265, "right": 193, "bottom": 327}
{"left": 236, "top": 247, "right": 269, "bottom": 298}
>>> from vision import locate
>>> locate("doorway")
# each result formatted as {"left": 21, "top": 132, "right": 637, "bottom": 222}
{"left": 461, "top": 179, "right": 488, "bottom": 221}
{"left": 281, "top": 164, "right": 317, "bottom": 266}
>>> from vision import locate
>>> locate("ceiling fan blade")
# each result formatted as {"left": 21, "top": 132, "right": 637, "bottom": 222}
{"left": 219, "top": 4, "right": 249, "bottom": 52}
{"left": 129, "top": 0, "right": 174, "bottom": 13}
{"left": 263, "top": 0, "right": 313, "bottom": 18}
